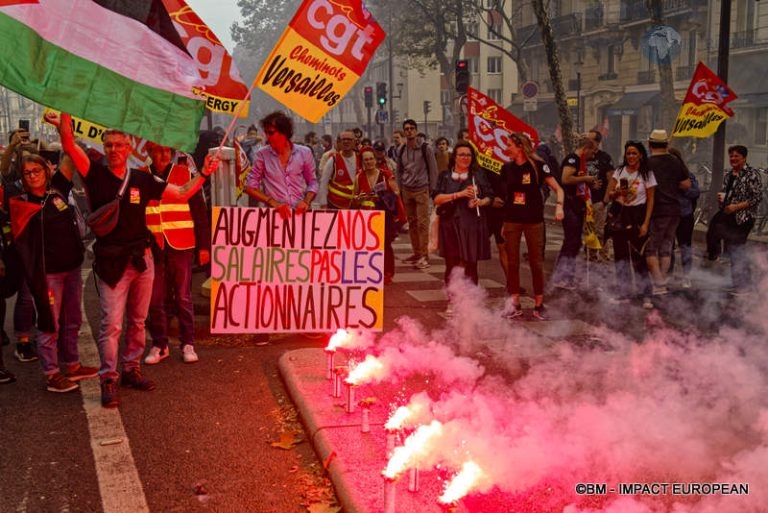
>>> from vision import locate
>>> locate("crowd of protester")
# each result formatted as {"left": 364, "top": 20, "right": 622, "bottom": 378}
{"left": 1, "top": 109, "right": 762, "bottom": 396}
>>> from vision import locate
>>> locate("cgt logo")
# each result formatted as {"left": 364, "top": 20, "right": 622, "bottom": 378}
{"left": 295, "top": 0, "right": 385, "bottom": 75}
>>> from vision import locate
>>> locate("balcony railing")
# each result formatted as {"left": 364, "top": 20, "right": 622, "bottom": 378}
{"left": 517, "top": 13, "right": 582, "bottom": 46}
{"left": 638, "top": 70, "right": 656, "bottom": 84}
{"left": 620, "top": 0, "right": 700, "bottom": 22}
{"left": 598, "top": 72, "right": 618, "bottom": 81}
{"left": 731, "top": 29, "right": 756, "bottom": 49}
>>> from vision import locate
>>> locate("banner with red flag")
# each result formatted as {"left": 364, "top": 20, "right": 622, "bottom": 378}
{"left": 467, "top": 87, "right": 539, "bottom": 174}
{"left": 255, "top": 0, "right": 385, "bottom": 122}
{"left": 672, "top": 62, "right": 737, "bottom": 138}
{"left": 161, "top": 0, "right": 250, "bottom": 117}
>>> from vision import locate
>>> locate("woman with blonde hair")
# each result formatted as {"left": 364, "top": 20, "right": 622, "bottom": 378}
{"left": 499, "top": 133, "right": 564, "bottom": 320}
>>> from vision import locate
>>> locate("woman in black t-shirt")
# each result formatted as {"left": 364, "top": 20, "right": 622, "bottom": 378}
{"left": 500, "top": 133, "right": 564, "bottom": 321}
{"left": 10, "top": 152, "right": 96, "bottom": 393}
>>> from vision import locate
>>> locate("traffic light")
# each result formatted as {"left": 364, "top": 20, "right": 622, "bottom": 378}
{"left": 423, "top": 100, "right": 431, "bottom": 115}
{"left": 455, "top": 59, "right": 470, "bottom": 94}
{"left": 364, "top": 86, "right": 373, "bottom": 108}
{"left": 376, "top": 82, "right": 387, "bottom": 106}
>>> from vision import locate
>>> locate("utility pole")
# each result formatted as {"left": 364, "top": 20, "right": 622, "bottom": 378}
{"left": 709, "top": 0, "right": 732, "bottom": 212}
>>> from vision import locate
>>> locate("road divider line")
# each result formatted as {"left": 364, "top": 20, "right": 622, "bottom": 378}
{"left": 79, "top": 268, "right": 150, "bottom": 513}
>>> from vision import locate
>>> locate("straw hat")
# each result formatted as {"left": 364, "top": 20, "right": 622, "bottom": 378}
{"left": 648, "top": 129, "right": 669, "bottom": 143}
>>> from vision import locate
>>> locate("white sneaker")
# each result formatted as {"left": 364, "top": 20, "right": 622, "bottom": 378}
{"left": 642, "top": 297, "right": 654, "bottom": 310}
{"left": 681, "top": 277, "right": 692, "bottom": 289}
{"left": 414, "top": 257, "right": 430, "bottom": 269}
{"left": 144, "top": 346, "right": 169, "bottom": 365}
{"left": 182, "top": 345, "right": 199, "bottom": 363}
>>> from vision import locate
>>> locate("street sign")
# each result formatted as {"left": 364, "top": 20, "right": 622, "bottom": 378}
{"left": 376, "top": 110, "right": 389, "bottom": 124}
{"left": 520, "top": 81, "right": 539, "bottom": 99}
{"left": 523, "top": 98, "right": 538, "bottom": 111}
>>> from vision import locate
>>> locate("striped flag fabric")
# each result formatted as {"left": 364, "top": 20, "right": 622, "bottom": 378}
{"left": 233, "top": 138, "right": 251, "bottom": 201}
{"left": 0, "top": 0, "right": 206, "bottom": 152}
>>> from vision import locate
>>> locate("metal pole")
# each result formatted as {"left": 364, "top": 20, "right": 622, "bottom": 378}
{"left": 709, "top": 0, "right": 731, "bottom": 212}
{"left": 366, "top": 106, "right": 372, "bottom": 140}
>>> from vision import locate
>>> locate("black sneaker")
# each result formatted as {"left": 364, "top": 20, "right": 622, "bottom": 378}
{"left": 532, "top": 304, "right": 548, "bottom": 321}
{"left": 14, "top": 342, "right": 38, "bottom": 362}
{"left": 120, "top": 368, "right": 156, "bottom": 391}
{"left": 0, "top": 368, "right": 16, "bottom": 384}
{"left": 101, "top": 379, "right": 119, "bottom": 408}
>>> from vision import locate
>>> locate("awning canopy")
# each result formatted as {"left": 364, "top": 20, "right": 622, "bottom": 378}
{"left": 607, "top": 91, "right": 660, "bottom": 116}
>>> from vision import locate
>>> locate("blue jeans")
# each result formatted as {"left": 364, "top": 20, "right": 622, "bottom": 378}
{"left": 96, "top": 250, "right": 154, "bottom": 382}
{"left": 553, "top": 206, "right": 584, "bottom": 285}
{"left": 148, "top": 247, "right": 194, "bottom": 349}
{"left": 14, "top": 279, "right": 36, "bottom": 339}
{"left": 36, "top": 267, "right": 83, "bottom": 376}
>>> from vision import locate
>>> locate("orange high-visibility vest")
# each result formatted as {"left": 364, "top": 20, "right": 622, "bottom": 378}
{"left": 326, "top": 152, "right": 359, "bottom": 209}
{"left": 145, "top": 164, "right": 195, "bottom": 250}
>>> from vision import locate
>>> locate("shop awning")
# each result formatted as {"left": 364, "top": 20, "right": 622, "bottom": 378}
{"left": 606, "top": 91, "right": 660, "bottom": 116}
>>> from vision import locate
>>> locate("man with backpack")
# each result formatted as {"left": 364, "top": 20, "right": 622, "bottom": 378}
{"left": 397, "top": 119, "right": 438, "bottom": 269}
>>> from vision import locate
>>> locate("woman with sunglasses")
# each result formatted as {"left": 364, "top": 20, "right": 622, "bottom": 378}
{"left": 604, "top": 140, "right": 656, "bottom": 306}
{"left": 499, "top": 133, "right": 564, "bottom": 320}
{"left": 8, "top": 112, "right": 96, "bottom": 393}
{"left": 431, "top": 141, "right": 492, "bottom": 298}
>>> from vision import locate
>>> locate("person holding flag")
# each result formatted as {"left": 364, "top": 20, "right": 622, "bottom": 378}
{"left": 80, "top": 127, "right": 218, "bottom": 409}
{"left": 143, "top": 142, "right": 209, "bottom": 366}
{"left": 551, "top": 135, "right": 599, "bottom": 292}
{"left": 8, "top": 112, "right": 97, "bottom": 393}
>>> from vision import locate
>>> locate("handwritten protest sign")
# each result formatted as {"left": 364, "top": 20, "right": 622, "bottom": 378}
{"left": 255, "top": 0, "right": 385, "bottom": 122}
{"left": 210, "top": 207, "right": 385, "bottom": 333}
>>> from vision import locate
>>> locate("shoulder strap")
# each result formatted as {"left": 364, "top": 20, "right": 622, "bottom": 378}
{"left": 421, "top": 142, "right": 429, "bottom": 165}
{"left": 116, "top": 169, "right": 131, "bottom": 200}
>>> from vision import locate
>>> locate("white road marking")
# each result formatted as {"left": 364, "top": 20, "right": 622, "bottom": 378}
{"left": 79, "top": 268, "right": 150, "bottom": 513}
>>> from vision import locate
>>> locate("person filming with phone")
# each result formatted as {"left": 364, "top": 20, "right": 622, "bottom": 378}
{"left": 604, "top": 141, "right": 656, "bottom": 306}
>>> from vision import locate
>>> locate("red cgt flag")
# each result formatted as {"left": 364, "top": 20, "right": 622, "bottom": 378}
{"left": 467, "top": 87, "right": 539, "bottom": 174}
{"left": 672, "top": 62, "right": 737, "bottom": 138}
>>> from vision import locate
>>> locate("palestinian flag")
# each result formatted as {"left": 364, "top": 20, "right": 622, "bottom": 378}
{"left": 0, "top": 0, "right": 205, "bottom": 152}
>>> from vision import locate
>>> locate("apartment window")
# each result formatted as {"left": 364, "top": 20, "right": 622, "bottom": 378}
{"left": 440, "top": 89, "right": 451, "bottom": 106}
{"left": 487, "top": 56, "right": 502, "bottom": 74}
{"left": 488, "top": 20, "right": 501, "bottom": 41}
{"left": 487, "top": 88, "right": 502, "bottom": 104}
{"left": 467, "top": 58, "right": 479, "bottom": 74}
{"left": 466, "top": 21, "right": 479, "bottom": 40}
{"left": 756, "top": 108, "right": 767, "bottom": 146}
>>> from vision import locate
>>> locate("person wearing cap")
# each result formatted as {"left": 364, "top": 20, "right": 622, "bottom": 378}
{"left": 143, "top": 142, "right": 210, "bottom": 366}
{"left": 373, "top": 140, "right": 397, "bottom": 176}
{"left": 645, "top": 129, "right": 690, "bottom": 296}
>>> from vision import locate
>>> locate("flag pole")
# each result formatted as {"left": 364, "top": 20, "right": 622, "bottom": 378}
{"left": 209, "top": 77, "right": 259, "bottom": 161}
